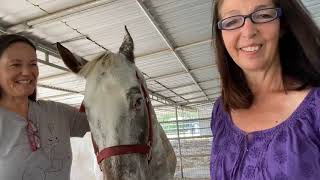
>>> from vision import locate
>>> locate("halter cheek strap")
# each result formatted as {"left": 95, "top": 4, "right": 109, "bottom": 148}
{"left": 79, "top": 70, "right": 153, "bottom": 167}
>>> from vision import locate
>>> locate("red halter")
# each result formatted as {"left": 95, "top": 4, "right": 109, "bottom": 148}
{"left": 79, "top": 70, "right": 153, "bottom": 165}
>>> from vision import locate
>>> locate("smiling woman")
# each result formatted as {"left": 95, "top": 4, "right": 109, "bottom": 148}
{"left": 0, "top": 35, "right": 38, "bottom": 103}
{"left": 0, "top": 34, "right": 90, "bottom": 180}
{"left": 0, "top": 42, "right": 38, "bottom": 102}
{"left": 210, "top": 0, "right": 320, "bottom": 179}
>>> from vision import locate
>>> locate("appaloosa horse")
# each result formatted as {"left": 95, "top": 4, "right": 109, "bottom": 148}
{"left": 56, "top": 27, "right": 176, "bottom": 180}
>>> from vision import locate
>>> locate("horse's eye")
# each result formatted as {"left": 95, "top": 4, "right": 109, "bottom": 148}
{"left": 132, "top": 96, "right": 144, "bottom": 111}
{"left": 136, "top": 97, "right": 143, "bottom": 106}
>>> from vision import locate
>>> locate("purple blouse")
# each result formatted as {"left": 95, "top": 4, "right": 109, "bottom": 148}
{"left": 210, "top": 87, "right": 320, "bottom": 180}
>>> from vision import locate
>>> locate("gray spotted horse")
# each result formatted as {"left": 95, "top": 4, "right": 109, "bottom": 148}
{"left": 56, "top": 26, "right": 176, "bottom": 180}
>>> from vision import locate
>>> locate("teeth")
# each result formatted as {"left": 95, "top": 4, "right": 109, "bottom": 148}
{"left": 17, "top": 80, "right": 31, "bottom": 84}
{"left": 241, "top": 46, "right": 260, "bottom": 52}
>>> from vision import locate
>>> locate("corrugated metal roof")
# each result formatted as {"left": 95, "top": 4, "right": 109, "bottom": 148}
{"left": 177, "top": 41, "right": 214, "bottom": 69}
{"left": 157, "top": 73, "right": 194, "bottom": 88}
{"left": 304, "top": 0, "right": 320, "bottom": 26}
{"left": 0, "top": 0, "right": 318, "bottom": 108}
{"left": 146, "top": 0, "right": 212, "bottom": 46}
{"left": 173, "top": 84, "right": 200, "bottom": 95}
{"left": 199, "top": 79, "right": 220, "bottom": 89}
{"left": 28, "top": 0, "right": 101, "bottom": 13}
{"left": 136, "top": 50, "right": 184, "bottom": 77}
{"left": 192, "top": 67, "right": 219, "bottom": 82}
{"left": 37, "top": 86, "right": 73, "bottom": 99}
{"left": 145, "top": 81, "right": 167, "bottom": 92}
{"left": 0, "top": 0, "right": 45, "bottom": 23}
{"left": 2, "top": 1, "right": 319, "bottom": 179}
{"left": 39, "top": 73, "right": 85, "bottom": 92}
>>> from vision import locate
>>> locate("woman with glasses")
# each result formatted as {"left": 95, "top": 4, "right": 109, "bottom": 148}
{"left": 0, "top": 35, "right": 90, "bottom": 180}
{"left": 210, "top": 0, "right": 320, "bottom": 179}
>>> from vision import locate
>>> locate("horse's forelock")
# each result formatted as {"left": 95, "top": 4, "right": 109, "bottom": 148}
{"left": 78, "top": 51, "right": 113, "bottom": 77}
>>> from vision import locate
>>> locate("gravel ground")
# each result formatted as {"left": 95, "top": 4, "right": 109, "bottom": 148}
{"left": 170, "top": 137, "right": 213, "bottom": 179}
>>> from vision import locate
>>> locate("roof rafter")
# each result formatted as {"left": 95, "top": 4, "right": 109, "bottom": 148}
{"left": 135, "top": 0, "right": 209, "bottom": 101}
{"left": 0, "top": 24, "right": 179, "bottom": 107}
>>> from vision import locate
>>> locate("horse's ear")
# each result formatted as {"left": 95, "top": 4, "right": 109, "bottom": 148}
{"left": 119, "top": 26, "right": 134, "bottom": 63}
{"left": 56, "top": 42, "right": 88, "bottom": 73}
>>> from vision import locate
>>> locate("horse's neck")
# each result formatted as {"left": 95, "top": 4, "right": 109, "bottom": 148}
{"left": 148, "top": 109, "right": 176, "bottom": 179}
{"left": 149, "top": 109, "right": 164, "bottom": 152}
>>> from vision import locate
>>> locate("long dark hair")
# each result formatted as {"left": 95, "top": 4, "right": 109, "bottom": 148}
{"left": 0, "top": 34, "right": 37, "bottom": 101}
{"left": 212, "top": 0, "right": 320, "bottom": 111}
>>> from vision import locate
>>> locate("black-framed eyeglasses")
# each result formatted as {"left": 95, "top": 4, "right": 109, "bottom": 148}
{"left": 217, "top": 8, "right": 282, "bottom": 30}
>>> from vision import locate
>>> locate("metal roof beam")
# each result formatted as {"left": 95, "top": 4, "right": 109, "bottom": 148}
{"left": 7, "top": 0, "right": 118, "bottom": 33}
{"left": 78, "top": 38, "right": 213, "bottom": 60}
{"left": 186, "top": 92, "right": 220, "bottom": 101}
{"left": 1, "top": 24, "right": 72, "bottom": 73}
{"left": 135, "top": 0, "right": 209, "bottom": 101}
{"left": 142, "top": 72, "right": 188, "bottom": 104}
{"left": 146, "top": 64, "right": 216, "bottom": 82}
{"left": 166, "top": 87, "right": 219, "bottom": 98}
{"left": 37, "top": 84, "right": 81, "bottom": 94}
{"left": 37, "top": 41, "right": 215, "bottom": 83}
{"left": 155, "top": 78, "right": 220, "bottom": 93}
{"left": 38, "top": 82, "right": 178, "bottom": 107}
{"left": 1, "top": 24, "right": 177, "bottom": 107}
{"left": 38, "top": 72, "right": 71, "bottom": 82}
{"left": 40, "top": 92, "right": 77, "bottom": 100}
{"left": 137, "top": 39, "right": 212, "bottom": 59}
{"left": 154, "top": 99, "right": 216, "bottom": 108}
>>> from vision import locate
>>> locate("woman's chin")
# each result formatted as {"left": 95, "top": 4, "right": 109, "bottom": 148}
{"left": 241, "top": 65, "right": 268, "bottom": 74}
{"left": 12, "top": 88, "right": 35, "bottom": 98}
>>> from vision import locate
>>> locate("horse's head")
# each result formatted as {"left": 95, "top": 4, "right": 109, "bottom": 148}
{"left": 57, "top": 27, "right": 151, "bottom": 179}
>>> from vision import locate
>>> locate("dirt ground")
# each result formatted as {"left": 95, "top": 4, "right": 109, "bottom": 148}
{"left": 170, "top": 137, "right": 212, "bottom": 179}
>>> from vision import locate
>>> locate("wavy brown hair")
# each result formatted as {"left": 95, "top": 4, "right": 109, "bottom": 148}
{"left": 212, "top": 0, "right": 320, "bottom": 111}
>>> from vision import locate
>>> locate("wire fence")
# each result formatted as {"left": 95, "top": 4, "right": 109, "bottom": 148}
{"left": 155, "top": 102, "right": 213, "bottom": 180}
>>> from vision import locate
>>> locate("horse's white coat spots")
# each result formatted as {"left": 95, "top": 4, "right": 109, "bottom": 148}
{"left": 57, "top": 28, "right": 176, "bottom": 180}
{"left": 81, "top": 53, "right": 139, "bottom": 149}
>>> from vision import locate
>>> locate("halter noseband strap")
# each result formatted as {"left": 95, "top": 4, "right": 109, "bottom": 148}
{"left": 80, "top": 70, "right": 153, "bottom": 166}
